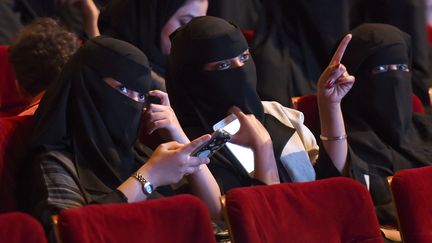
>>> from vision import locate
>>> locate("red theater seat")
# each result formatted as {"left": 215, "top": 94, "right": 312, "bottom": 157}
{"left": 0, "top": 212, "right": 47, "bottom": 243}
{"left": 391, "top": 166, "right": 432, "bottom": 243}
{"left": 223, "top": 177, "right": 383, "bottom": 243}
{"left": 0, "top": 45, "right": 28, "bottom": 117}
{"left": 0, "top": 115, "right": 33, "bottom": 212}
{"left": 56, "top": 194, "right": 216, "bottom": 243}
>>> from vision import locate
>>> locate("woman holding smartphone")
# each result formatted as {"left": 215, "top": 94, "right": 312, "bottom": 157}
{"left": 166, "top": 16, "right": 353, "bottom": 193}
{"left": 19, "top": 36, "right": 222, "bottom": 238}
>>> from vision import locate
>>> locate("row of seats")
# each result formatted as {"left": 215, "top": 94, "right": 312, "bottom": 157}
{"left": 1, "top": 44, "right": 431, "bottom": 242}
{"left": 1, "top": 168, "right": 431, "bottom": 243}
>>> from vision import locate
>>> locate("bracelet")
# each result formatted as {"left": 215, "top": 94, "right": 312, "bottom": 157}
{"left": 320, "top": 134, "right": 347, "bottom": 141}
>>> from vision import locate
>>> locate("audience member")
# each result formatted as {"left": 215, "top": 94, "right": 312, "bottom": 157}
{"left": 316, "top": 23, "right": 432, "bottom": 226}
{"left": 8, "top": 18, "right": 80, "bottom": 116}
{"left": 19, "top": 36, "right": 221, "bottom": 239}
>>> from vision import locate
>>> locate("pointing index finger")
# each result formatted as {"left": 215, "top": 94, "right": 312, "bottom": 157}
{"left": 330, "top": 34, "right": 352, "bottom": 65}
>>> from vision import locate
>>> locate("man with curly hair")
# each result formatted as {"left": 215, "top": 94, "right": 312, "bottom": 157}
{"left": 8, "top": 17, "right": 81, "bottom": 116}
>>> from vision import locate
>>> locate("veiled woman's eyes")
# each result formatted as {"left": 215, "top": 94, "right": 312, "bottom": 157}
{"left": 373, "top": 65, "right": 388, "bottom": 73}
{"left": 119, "top": 85, "right": 128, "bottom": 94}
{"left": 239, "top": 53, "right": 250, "bottom": 62}
{"left": 371, "top": 64, "right": 410, "bottom": 74}
{"left": 396, "top": 64, "right": 409, "bottom": 72}
{"left": 217, "top": 62, "right": 231, "bottom": 70}
{"left": 138, "top": 94, "right": 146, "bottom": 102}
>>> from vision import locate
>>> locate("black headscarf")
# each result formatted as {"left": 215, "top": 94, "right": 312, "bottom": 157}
{"left": 251, "top": 0, "right": 356, "bottom": 107}
{"left": 352, "top": 0, "right": 432, "bottom": 106}
{"left": 98, "top": 0, "right": 187, "bottom": 76}
{"left": 167, "top": 16, "right": 295, "bottom": 191}
{"left": 341, "top": 23, "right": 432, "bottom": 225}
{"left": 28, "top": 36, "right": 152, "bottom": 201}
{"left": 207, "top": 0, "right": 262, "bottom": 31}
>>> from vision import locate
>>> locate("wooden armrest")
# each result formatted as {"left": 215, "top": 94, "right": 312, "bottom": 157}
{"left": 51, "top": 214, "right": 62, "bottom": 243}
{"left": 219, "top": 195, "right": 235, "bottom": 243}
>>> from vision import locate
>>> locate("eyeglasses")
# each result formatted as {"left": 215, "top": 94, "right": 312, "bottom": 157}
{"left": 371, "top": 64, "right": 410, "bottom": 74}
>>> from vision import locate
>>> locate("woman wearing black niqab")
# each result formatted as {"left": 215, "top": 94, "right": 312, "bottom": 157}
{"left": 167, "top": 16, "right": 355, "bottom": 194}
{"left": 20, "top": 36, "right": 220, "bottom": 236}
{"left": 318, "top": 23, "right": 432, "bottom": 226}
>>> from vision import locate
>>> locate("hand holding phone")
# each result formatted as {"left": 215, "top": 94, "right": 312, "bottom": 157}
{"left": 191, "top": 129, "right": 232, "bottom": 158}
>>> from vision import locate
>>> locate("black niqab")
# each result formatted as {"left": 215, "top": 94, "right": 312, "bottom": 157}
{"left": 98, "top": 0, "right": 187, "bottom": 76}
{"left": 168, "top": 16, "right": 264, "bottom": 130}
{"left": 29, "top": 36, "right": 152, "bottom": 201}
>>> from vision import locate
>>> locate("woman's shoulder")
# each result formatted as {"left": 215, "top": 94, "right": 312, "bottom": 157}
{"left": 262, "top": 101, "right": 304, "bottom": 125}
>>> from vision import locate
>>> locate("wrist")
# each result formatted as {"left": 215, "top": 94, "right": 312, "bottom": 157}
{"left": 138, "top": 163, "right": 160, "bottom": 188}
{"left": 252, "top": 138, "right": 273, "bottom": 155}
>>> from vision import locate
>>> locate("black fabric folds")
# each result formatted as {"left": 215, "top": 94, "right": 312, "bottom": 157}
{"left": 28, "top": 36, "right": 152, "bottom": 202}
{"left": 251, "top": 0, "right": 432, "bottom": 107}
{"left": 98, "top": 0, "right": 186, "bottom": 76}
{"left": 341, "top": 23, "right": 432, "bottom": 225}
{"left": 251, "top": 0, "right": 354, "bottom": 107}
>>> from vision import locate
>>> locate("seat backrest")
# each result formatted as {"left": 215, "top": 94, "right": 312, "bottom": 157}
{"left": 0, "top": 45, "right": 28, "bottom": 117}
{"left": 295, "top": 93, "right": 425, "bottom": 138}
{"left": 0, "top": 212, "right": 47, "bottom": 243}
{"left": 295, "top": 94, "right": 320, "bottom": 138}
{"left": 411, "top": 93, "right": 425, "bottom": 113}
{"left": 391, "top": 166, "right": 432, "bottom": 243}
{"left": 224, "top": 177, "right": 383, "bottom": 243}
{"left": 58, "top": 194, "right": 216, "bottom": 243}
{"left": 0, "top": 115, "right": 33, "bottom": 212}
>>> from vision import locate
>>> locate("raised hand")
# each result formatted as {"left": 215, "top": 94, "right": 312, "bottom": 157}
{"left": 141, "top": 134, "right": 211, "bottom": 187}
{"left": 143, "top": 90, "right": 189, "bottom": 144}
{"left": 318, "top": 34, "right": 355, "bottom": 104}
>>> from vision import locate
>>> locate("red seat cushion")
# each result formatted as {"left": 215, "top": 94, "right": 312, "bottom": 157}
{"left": 225, "top": 177, "right": 383, "bottom": 243}
{"left": 0, "top": 115, "right": 32, "bottom": 212}
{"left": 0, "top": 212, "right": 47, "bottom": 243}
{"left": 411, "top": 93, "right": 425, "bottom": 113}
{"left": 391, "top": 166, "right": 432, "bottom": 243}
{"left": 0, "top": 45, "right": 28, "bottom": 117}
{"left": 296, "top": 94, "right": 320, "bottom": 138}
{"left": 58, "top": 194, "right": 216, "bottom": 243}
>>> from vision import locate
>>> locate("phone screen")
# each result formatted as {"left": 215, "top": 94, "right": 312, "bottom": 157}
{"left": 212, "top": 113, "right": 240, "bottom": 134}
{"left": 191, "top": 129, "right": 231, "bottom": 158}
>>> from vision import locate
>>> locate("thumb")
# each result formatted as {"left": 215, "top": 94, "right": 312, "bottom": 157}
{"left": 181, "top": 134, "right": 211, "bottom": 154}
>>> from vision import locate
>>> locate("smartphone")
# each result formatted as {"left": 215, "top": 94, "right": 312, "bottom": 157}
{"left": 212, "top": 113, "right": 240, "bottom": 135}
{"left": 191, "top": 129, "right": 232, "bottom": 158}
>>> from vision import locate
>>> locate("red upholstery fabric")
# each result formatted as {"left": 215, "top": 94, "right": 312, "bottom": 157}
{"left": 0, "top": 115, "right": 32, "bottom": 212}
{"left": 58, "top": 194, "right": 216, "bottom": 243}
{"left": 225, "top": 178, "right": 383, "bottom": 243}
{"left": 242, "top": 29, "right": 255, "bottom": 45}
{"left": 427, "top": 25, "right": 432, "bottom": 45}
{"left": 295, "top": 94, "right": 320, "bottom": 138}
{"left": 411, "top": 93, "right": 425, "bottom": 113}
{"left": 391, "top": 166, "right": 432, "bottom": 243}
{"left": 0, "top": 45, "right": 28, "bottom": 117}
{"left": 0, "top": 212, "right": 47, "bottom": 243}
